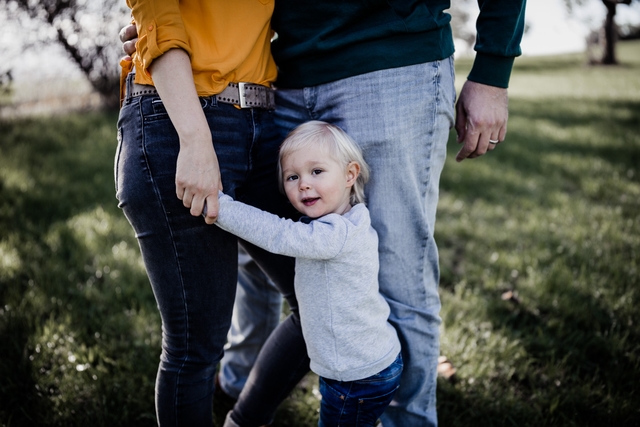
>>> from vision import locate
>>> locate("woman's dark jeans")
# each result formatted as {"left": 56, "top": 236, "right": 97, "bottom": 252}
{"left": 115, "top": 91, "right": 304, "bottom": 426}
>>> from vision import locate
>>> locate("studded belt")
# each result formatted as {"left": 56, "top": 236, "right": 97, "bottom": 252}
{"left": 124, "top": 73, "right": 275, "bottom": 110}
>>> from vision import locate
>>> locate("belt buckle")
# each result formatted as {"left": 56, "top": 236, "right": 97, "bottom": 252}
{"left": 238, "top": 82, "right": 248, "bottom": 108}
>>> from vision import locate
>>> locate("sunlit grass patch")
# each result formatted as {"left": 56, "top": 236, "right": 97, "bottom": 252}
{"left": 0, "top": 239, "right": 22, "bottom": 280}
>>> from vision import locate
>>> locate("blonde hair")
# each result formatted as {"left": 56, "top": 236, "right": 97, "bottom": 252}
{"left": 278, "top": 121, "right": 370, "bottom": 205}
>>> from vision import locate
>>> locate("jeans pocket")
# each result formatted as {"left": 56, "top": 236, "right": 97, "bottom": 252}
{"left": 151, "top": 98, "right": 167, "bottom": 115}
{"left": 354, "top": 385, "right": 399, "bottom": 425}
{"left": 142, "top": 97, "right": 171, "bottom": 122}
{"left": 319, "top": 367, "right": 401, "bottom": 427}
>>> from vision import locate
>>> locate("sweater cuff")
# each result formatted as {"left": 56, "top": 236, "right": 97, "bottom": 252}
{"left": 467, "top": 52, "right": 515, "bottom": 89}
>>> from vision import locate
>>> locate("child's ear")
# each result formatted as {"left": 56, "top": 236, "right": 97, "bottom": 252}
{"left": 345, "top": 162, "right": 360, "bottom": 187}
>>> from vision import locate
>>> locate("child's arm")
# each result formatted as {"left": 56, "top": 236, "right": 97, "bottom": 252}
{"left": 215, "top": 193, "right": 348, "bottom": 260}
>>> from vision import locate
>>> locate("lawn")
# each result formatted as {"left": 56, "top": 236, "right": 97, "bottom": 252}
{"left": 1, "top": 40, "right": 639, "bottom": 426}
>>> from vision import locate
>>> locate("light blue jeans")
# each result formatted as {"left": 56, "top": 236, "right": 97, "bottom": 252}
{"left": 221, "top": 58, "right": 456, "bottom": 427}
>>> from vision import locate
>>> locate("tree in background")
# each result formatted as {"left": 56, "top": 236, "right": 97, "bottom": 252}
{"left": 449, "top": 0, "right": 477, "bottom": 53}
{"left": 566, "top": 0, "right": 635, "bottom": 64}
{"left": 0, "top": 70, "right": 13, "bottom": 114}
{"left": 1, "top": 0, "right": 129, "bottom": 109}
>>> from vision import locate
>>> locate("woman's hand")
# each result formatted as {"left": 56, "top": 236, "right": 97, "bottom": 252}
{"left": 175, "top": 129, "right": 222, "bottom": 223}
{"left": 149, "top": 48, "right": 222, "bottom": 223}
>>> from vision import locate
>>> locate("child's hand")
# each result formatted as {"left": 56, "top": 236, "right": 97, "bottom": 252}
{"left": 202, "top": 191, "right": 227, "bottom": 224}
{"left": 202, "top": 199, "right": 219, "bottom": 224}
{"left": 201, "top": 200, "right": 218, "bottom": 224}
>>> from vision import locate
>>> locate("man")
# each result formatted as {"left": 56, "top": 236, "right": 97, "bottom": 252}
{"left": 121, "top": 1, "right": 526, "bottom": 425}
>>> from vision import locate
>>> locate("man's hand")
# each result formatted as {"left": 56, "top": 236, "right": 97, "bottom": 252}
{"left": 454, "top": 80, "right": 508, "bottom": 162}
{"left": 119, "top": 24, "right": 138, "bottom": 59}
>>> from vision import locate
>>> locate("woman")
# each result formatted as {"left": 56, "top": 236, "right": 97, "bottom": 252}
{"left": 115, "top": 1, "right": 306, "bottom": 425}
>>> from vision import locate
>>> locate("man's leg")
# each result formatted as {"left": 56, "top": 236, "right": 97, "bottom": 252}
{"left": 274, "top": 57, "right": 456, "bottom": 427}
{"left": 218, "top": 248, "right": 283, "bottom": 399}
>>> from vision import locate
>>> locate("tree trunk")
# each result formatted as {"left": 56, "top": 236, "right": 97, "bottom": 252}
{"left": 601, "top": 1, "right": 618, "bottom": 64}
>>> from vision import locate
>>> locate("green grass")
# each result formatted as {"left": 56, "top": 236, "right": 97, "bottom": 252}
{"left": 438, "top": 40, "right": 640, "bottom": 426}
{"left": 1, "top": 40, "right": 639, "bottom": 426}
{"left": 0, "top": 112, "right": 159, "bottom": 426}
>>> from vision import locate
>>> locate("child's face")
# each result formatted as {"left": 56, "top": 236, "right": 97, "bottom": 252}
{"left": 281, "top": 144, "right": 359, "bottom": 219}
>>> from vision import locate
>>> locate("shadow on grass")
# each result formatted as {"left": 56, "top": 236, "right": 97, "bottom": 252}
{"left": 441, "top": 98, "right": 640, "bottom": 209}
{"left": 0, "top": 113, "right": 158, "bottom": 426}
{"left": 441, "top": 276, "right": 640, "bottom": 426}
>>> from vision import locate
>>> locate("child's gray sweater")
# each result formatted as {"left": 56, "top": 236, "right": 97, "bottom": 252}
{"left": 215, "top": 194, "right": 401, "bottom": 382}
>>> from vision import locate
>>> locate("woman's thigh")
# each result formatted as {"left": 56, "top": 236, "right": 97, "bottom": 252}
{"left": 118, "top": 94, "right": 258, "bottom": 352}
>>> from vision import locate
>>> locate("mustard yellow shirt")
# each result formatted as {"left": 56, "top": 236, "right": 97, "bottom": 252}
{"left": 123, "top": 0, "right": 276, "bottom": 98}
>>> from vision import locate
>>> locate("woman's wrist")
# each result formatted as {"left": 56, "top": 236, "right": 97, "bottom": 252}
{"left": 177, "top": 125, "right": 212, "bottom": 148}
{"left": 150, "top": 48, "right": 210, "bottom": 142}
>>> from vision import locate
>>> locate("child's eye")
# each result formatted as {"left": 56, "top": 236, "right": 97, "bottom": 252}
{"left": 312, "top": 169, "right": 323, "bottom": 175}
{"left": 286, "top": 174, "right": 298, "bottom": 181}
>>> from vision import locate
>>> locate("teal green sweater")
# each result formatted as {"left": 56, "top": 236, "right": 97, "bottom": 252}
{"left": 271, "top": 0, "right": 527, "bottom": 89}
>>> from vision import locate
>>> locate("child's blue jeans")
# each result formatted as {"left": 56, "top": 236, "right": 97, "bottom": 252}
{"left": 319, "top": 353, "right": 403, "bottom": 427}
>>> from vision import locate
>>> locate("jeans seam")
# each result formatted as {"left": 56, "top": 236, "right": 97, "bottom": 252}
{"left": 413, "top": 60, "right": 443, "bottom": 306}
{"left": 139, "top": 98, "right": 191, "bottom": 419}
{"left": 340, "top": 381, "right": 353, "bottom": 421}
{"left": 424, "top": 59, "right": 441, "bottom": 200}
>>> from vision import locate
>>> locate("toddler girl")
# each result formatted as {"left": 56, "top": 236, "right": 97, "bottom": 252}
{"left": 216, "top": 121, "right": 402, "bottom": 427}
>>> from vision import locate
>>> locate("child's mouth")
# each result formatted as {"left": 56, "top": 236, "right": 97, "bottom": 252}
{"left": 302, "top": 197, "right": 319, "bottom": 206}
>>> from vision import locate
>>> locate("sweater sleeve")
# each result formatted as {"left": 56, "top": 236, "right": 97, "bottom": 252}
{"left": 468, "top": 0, "right": 527, "bottom": 88}
{"left": 127, "top": 0, "right": 192, "bottom": 78}
{"left": 215, "top": 194, "right": 348, "bottom": 260}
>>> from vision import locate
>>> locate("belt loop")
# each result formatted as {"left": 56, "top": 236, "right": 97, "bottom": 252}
{"left": 125, "top": 72, "right": 134, "bottom": 102}
{"left": 209, "top": 94, "right": 218, "bottom": 108}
